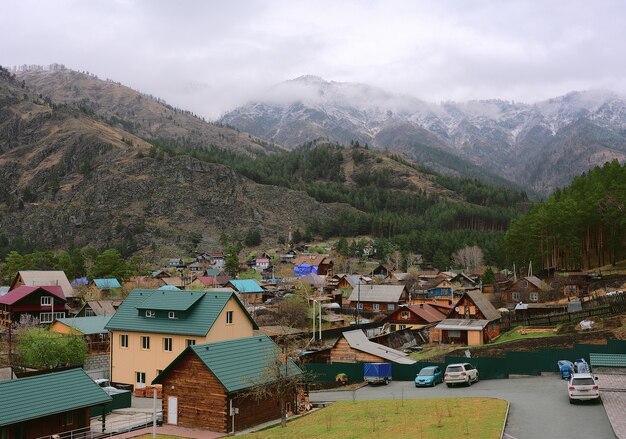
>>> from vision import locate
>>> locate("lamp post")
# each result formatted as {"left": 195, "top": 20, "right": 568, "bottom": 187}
{"left": 356, "top": 282, "right": 361, "bottom": 328}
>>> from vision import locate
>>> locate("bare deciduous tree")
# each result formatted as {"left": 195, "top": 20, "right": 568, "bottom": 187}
{"left": 452, "top": 246, "right": 484, "bottom": 274}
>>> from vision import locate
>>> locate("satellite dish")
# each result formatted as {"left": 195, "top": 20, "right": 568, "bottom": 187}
{"left": 454, "top": 306, "right": 460, "bottom": 312}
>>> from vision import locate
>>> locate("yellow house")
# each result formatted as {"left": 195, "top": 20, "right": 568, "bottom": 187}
{"left": 105, "top": 288, "right": 257, "bottom": 387}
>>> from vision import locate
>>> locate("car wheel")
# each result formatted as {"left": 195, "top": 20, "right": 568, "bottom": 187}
{"left": 569, "top": 399, "right": 575, "bottom": 405}
{"left": 467, "top": 378, "right": 472, "bottom": 386}
{"left": 475, "top": 374, "right": 479, "bottom": 383}
{"left": 384, "top": 378, "right": 389, "bottom": 385}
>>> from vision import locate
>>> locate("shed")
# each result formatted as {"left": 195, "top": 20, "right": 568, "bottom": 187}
{"left": 326, "top": 329, "right": 416, "bottom": 364}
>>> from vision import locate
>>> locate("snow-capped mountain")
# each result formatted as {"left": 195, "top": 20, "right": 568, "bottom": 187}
{"left": 221, "top": 77, "right": 626, "bottom": 195}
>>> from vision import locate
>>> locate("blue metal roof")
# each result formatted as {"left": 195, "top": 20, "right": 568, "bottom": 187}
{"left": 93, "top": 278, "right": 122, "bottom": 289}
{"left": 227, "top": 279, "right": 264, "bottom": 293}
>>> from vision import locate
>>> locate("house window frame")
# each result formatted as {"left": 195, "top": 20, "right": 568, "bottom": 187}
{"left": 120, "top": 334, "right": 129, "bottom": 348}
{"left": 40, "top": 312, "right": 65, "bottom": 323}
{"left": 372, "top": 303, "right": 380, "bottom": 311}
{"left": 136, "top": 371, "right": 146, "bottom": 386}
{"left": 186, "top": 339, "right": 196, "bottom": 347}
{"left": 168, "top": 311, "right": 177, "bottom": 319}
{"left": 529, "top": 292, "right": 539, "bottom": 302}
{"left": 357, "top": 303, "right": 363, "bottom": 310}
{"left": 163, "top": 337, "right": 173, "bottom": 352}
{"left": 85, "top": 308, "right": 96, "bottom": 317}
{"left": 520, "top": 280, "right": 528, "bottom": 288}
{"left": 448, "top": 330, "right": 461, "bottom": 338}
{"left": 141, "top": 336, "right": 150, "bottom": 350}
{"left": 387, "top": 304, "right": 395, "bottom": 311}
{"left": 512, "top": 292, "right": 521, "bottom": 301}
{"left": 226, "top": 310, "right": 233, "bottom": 325}
{"left": 145, "top": 310, "right": 155, "bottom": 318}
{"left": 40, "top": 296, "right": 52, "bottom": 306}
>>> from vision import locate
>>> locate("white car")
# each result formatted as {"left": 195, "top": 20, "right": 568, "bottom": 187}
{"left": 568, "top": 373, "right": 600, "bottom": 404}
{"left": 444, "top": 363, "right": 479, "bottom": 387}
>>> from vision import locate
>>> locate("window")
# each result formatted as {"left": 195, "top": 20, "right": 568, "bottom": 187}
{"left": 399, "top": 324, "right": 406, "bottom": 330}
{"left": 163, "top": 337, "right": 173, "bottom": 352}
{"left": 448, "top": 330, "right": 461, "bottom": 338}
{"left": 136, "top": 371, "right": 146, "bottom": 386}
{"left": 41, "top": 296, "right": 52, "bottom": 306}
{"left": 145, "top": 310, "right": 155, "bottom": 318}
{"left": 120, "top": 334, "right": 128, "bottom": 348}
{"left": 512, "top": 292, "right": 521, "bottom": 301}
{"left": 40, "top": 312, "right": 65, "bottom": 323}
{"left": 357, "top": 303, "right": 363, "bottom": 310}
{"left": 226, "top": 311, "right": 233, "bottom": 324}
{"left": 520, "top": 281, "right": 528, "bottom": 288}
{"left": 373, "top": 303, "right": 380, "bottom": 310}
{"left": 85, "top": 308, "right": 96, "bottom": 317}
{"left": 387, "top": 304, "right": 395, "bottom": 311}
{"left": 186, "top": 339, "right": 196, "bottom": 347}
{"left": 401, "top": 311, "right": 410, "bottom": 319}
{"left": 529, "top": 292, "right": 539, "bottom": 302}
{"left": 141, "top": 336, "right": 150, "bottom": 350}
{"left": 156, "top": 369, "right": 163, "bottom": 377}
{"left": 168, "top": 311, "right": 177, "bottom": 319}
{"left": 390, "top": 324, "right": 397, "bottom": 331}
{"left": 61, "top": 412, "right": 74, "bottom": 426}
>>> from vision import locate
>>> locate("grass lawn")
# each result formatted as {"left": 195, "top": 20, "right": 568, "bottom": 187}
{"left": 483, "top": 325, "right": 560, "bottom": 346}
{"left": 409, "top": 344, "right": 459, "bottom": 361}
{"left": 241, "top": 398, "right": 507, "bottom": 439}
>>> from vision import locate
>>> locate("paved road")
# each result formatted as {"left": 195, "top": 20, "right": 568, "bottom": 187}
{"left": 310, "top": 376, "right": 615, "bottom": 439}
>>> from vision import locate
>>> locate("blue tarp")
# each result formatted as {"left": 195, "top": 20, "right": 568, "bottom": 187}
{"left": 294, "top": 263, "right": 318, "bottom": 277}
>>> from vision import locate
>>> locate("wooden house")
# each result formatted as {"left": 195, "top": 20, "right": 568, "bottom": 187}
{"left": 323, "top": 329, "right": 415, "bottom": 364}
{"left": 503, "top": 276, "right": 548, "bottom": 304}
{"left": 51, "top": 316, "right": 112, "bottom": 354}
{"left": 76, "top": 300, "right": 122, "bottom": 317}
{"left": 0, "top": 285, "right": 68, "bottom": 326}
{"left": 420, "top": 275, "right": 453, "bottom": 298}
{"left": 371, "top": 263, "right": 395, "bottom": 278}
{"left": 188, "top": 275, "right": 230, "bottom": 290}
{"left": 105, "top": 289, "right": 257, "bottom": 388}
{"left": 549, "top": 272, "right": 590, "bottom": 299}
{"left": 90, "top": 278, "right": 122, "bottom": 295}
{"left": 0, "top": 368, "right": 111, "bottom": 439}
{"left": 224, "top": 280, "right": 265, "bottom": 305}
{"left": 435, "top": 290, "right": 502, "bottom": 346}
{"left": 153, "top": 335, "right": 302, "bottom": 433}
{"left": 382, "top": 303, "right": 449, "bottom": 332}
{"left": 348, "top": 284, "right": 409, "bottom": 312}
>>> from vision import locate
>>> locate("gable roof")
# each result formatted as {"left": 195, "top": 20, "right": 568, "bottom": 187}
{"left": 435, "top": 318, "right": 490, "bottom": 331}
{"left": 405, "top": 303, "right": 447, "bottom": 323}
{"left": 525, "top": 276, "right": 547, "bottom": 290}
{"left": 194, "top": 276, "right": 230, "bottom": 287}
{"left": 339, "top": 330, "right": 416, "bottom": 364}
{"left": 77, "top": 300, "right": 121, "bottom": 316}
{"left": 348, "top": 284, "right": 407, "bottom": 303}
{"left": 0, "top": 285, "right": 66, "bottom": 306}
{"left": 205, "top": 269, "right": 223, "bottom": 277}
{"left": 0, "top": 368, "right": 111, "bottom": 427}
{"left": 54, "top": 316, "right": 112, "bottom": 335}
{"left": 226, "top": 279, "right": 264, "bottom": 293}
{"left": 105, "top": 289, "right": 258, "bottom": 336}
{"left": 12, "top": 271, "right": 74, "bottom": 297}
{"left": 292, "top": 254, "right": 329, "bottom": 267}
{"left": 93, "top": 278, "right": 122, "bottom": 289}
{"left": 153, "top": 335, "right": 302, "bottom": 393}
{"left": 464, "top": 290, "right": 501, "bottom": 321}
{"left": 137, "top": 291, "right": 205, "bottom": 311}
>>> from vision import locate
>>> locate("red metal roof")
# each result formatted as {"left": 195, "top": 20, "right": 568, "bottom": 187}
{"left": 407, "top": 303, "right": 448, "bottom": 323}
{"left": 0, "top": 285, "right": 66, "bottom": 306}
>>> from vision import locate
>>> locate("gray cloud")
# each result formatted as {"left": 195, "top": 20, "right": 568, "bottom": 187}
{"left": 2, "top": 0, "right": 625, "bottom": 118}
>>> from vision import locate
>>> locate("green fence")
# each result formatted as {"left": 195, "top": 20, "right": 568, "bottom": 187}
{"left": 90, "top": 390, "right": 132, "bottom": 416}
{"left": 303, "top": 339, "right": 626, "bottom": 382}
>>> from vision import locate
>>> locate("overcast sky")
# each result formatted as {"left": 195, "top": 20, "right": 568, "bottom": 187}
{"left": 2, "top": 0, "right": 625, "bottom": 118}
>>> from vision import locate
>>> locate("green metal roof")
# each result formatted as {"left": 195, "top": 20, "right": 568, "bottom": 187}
{"left": 105, "top": 289, "right": 258, "bottom": 336}
{"left": 205, "top": 269, "right": 222, "bottom": 276}
{"left": 153, "top": 335, "right": 302, "bottom": 393}
{"left": 56, "top": 316, "right": 112, "bottom": 335}
{"left": 136, "top": 291, "right": 205, "bottom": 311}
{"left": 0, "top": 368, "right": 111, "bottom": 426}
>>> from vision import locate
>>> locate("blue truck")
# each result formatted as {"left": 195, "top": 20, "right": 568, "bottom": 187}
{"left": 364, "top": 362, "right": 392, "bottom": 385}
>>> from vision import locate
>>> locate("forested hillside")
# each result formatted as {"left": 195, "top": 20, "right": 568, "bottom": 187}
{"left": 505, "top": 160, "right": 626, "bottom": 270}
{"left": 155, "top": 140, "right": 529, "bottom": 266}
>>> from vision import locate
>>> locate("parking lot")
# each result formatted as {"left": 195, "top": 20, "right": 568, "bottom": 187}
{"left": 310, "top": 375, "right": 616, "bottom": 439}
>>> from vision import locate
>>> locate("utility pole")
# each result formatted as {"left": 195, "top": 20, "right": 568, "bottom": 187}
{"left": 357, "top": 282, "right": 361, "bottom": 327}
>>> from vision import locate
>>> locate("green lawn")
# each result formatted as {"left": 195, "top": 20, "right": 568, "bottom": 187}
{"left": 482, "top": 326, "right": 561, "bottom": 346}
{"left": 241, "top": 398, "right": 507, "bottom": 439}
{"left": 409, "top": 344, "right": 459, "bottom": 361}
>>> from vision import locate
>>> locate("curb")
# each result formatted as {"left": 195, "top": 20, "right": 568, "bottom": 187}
{"left": 500, "top": 401, "right": 510, "bottom": 439}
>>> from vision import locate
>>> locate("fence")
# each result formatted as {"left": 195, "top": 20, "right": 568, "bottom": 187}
{"left": 304, "top": 339, "right": 626, "bottom": 382}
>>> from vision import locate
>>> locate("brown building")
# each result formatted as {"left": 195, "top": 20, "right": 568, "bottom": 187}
{"left": 382, "top": 303, "right": 449, "bottom": 332}
{"left": 292, "top": 255, "right": 334, "bottom": 276}
{"left": 0, "top": 369, "right": 111, "bottom": 439}
{"left": 435, "top": 290, "right": 502, "bottom": 346}
{"left": 153, "top": 335, "right": 302, "bottom": 433}
{"left": 503, "top": 276, "right": 548, "bottom": 304}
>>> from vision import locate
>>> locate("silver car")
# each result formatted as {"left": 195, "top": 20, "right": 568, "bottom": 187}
{"left": 444, "top": 363, "right": 479, "bottom": 387}
{"left": 568, "top": 373, "right": 600, "bottom": 404}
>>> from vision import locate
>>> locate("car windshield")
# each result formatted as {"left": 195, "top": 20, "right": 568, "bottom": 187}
{"left": 419, "top": 368, "right": 435, "bottom": 376}
{"left": 447, "top": 366, "right": 463, "bottom": 373}
{"left": 572, "top": 378, "right": 595, "bottom": 386}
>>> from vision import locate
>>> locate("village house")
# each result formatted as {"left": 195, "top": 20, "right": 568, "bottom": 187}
{"left": 10, "top": 270, "right": 76, "bottom": 307}
{"left": 304, "top": 329, "right": 416, "bottom": 365}
{"left": 435, "top": 290, "right": 502, "bottom": 346}
{"left": 105, "top": 288, "right": 257, "bottom": 388}
{"left": 90, "top": 278, "right": 122, "bottom": 295}
{"left": 0, "top": 368, "right": 111, "bottom": 439}
{"left": 503, "top": 276, "right": 549, "bottom": 304}
{"left": 76, "top": 300, "right": 122, "bottom": 317}
{"left": 348, "top": 284, "right": 409, "bottom": 312}
{"left": 51, "top": 316, "right": 112, "bottom": 354}
{"left": 419, "top": 275, "right": 453, "bottom": 298}
{"left": 382, "top": 302, "right": 450, "bottom": 332}
{"left": 187, "top": 275, "right": 230, "bottom": 290}
{"left": 371, "top": 263, "right": 395, "bottom": 278}
{"left": 153, "top": 335, "right": 303, "bottom": 433}
{"left": 223, "top": 279, "right": 265, "bottom": 305}
{"left": 0, "top": 285, "right": 68, "bottom": 326}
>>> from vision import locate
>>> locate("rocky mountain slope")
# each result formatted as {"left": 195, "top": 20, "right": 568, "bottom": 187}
{"left": 14, "top": 65, "right": 282, "bottom": 157}
{"left": 0, "top": 67, "right": 353, "bottom": 253}
{"left": 221, "top": 76, "right": 626, "bottom": 194}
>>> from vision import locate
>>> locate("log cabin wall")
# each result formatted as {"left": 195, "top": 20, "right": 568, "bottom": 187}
{"left": 329, "top": 337, "right": 384, "bottom": 363}
{"left": 161, "top": 354, "right": 229, "bottom": 432}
